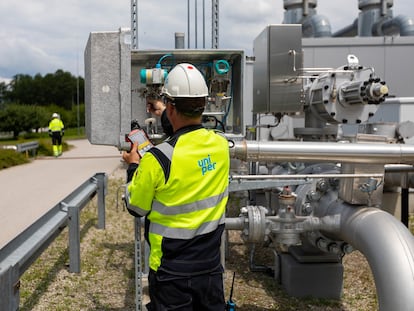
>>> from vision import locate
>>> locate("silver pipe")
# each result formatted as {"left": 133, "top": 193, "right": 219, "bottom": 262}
{"left": 384, "top": 97, "right": 414, "bottom": 105}
{"left": 231, "top": 173, "right": 384, "bottom": 180}
{"left": 302, "top": 14, "right": 332, "bottom": 37}
{"left": 225, "top": 217, "right": 245, "bottom": 230}
{"left": 323, "top": 202, "right": 414, "bottom": 311}
{"left": 229, "top": 140, "right": 414, "bottom": 164}
{"left": 303, "top": 0, "right": 309, "bottom": 16}
{"left": 174, "top": 32, "right": 185, "bottom": 49}
{"left": 332, "top": 18, "right": 358, "bottom": 37}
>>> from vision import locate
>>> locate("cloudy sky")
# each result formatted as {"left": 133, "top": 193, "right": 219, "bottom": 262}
{"left": 0, "top": 0, "right": 413, "bottom": 81}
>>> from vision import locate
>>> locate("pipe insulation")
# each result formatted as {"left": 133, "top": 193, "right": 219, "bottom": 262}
{"left": 381, "top": 15, "right": 414, "bottom": 36}
{"left": 302, "top": 14, "right": 332, "bottom": 37}
{"left": 229, "top": 140, "right": 414, "bottom": 164}
{"left": 322, "top": 201, "right": 414, "bottom": 311}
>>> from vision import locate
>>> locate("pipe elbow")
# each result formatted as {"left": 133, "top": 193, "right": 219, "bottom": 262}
{"left": 332, "top": 18, "right": 358, "bottom": 37}
{"left": 302, "top": 14, "right": 332, "bottom": 38}
{"left": 381, "top": 15, "right": 414, "bottom": 36}
{"left": 338, "top": 207, "right": 414, "bottom": 310}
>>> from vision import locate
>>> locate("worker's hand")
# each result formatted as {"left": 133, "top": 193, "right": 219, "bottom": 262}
{"left": 146, "top": 98, "right": 166, "bottom": 117}
{"left": 122, "top": 142, "right": 141, "bottom": 164}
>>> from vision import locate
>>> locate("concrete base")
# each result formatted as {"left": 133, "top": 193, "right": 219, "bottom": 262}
{"left": 280, "top": 253, "right": 343, "bottom": 299}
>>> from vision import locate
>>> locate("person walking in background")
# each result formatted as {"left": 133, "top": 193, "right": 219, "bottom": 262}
{"left": 123, "top": 63, "right": 230, "bottom": 310}
{"left": 48, "top": 113, "right": 64, "bottom": 157}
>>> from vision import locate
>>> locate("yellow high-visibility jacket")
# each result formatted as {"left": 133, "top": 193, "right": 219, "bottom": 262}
{"left": 48, "top": 118, "right": 64, "bottom": 132}
{"left": 127, "top": 124, "right": 229, "bottom": 275}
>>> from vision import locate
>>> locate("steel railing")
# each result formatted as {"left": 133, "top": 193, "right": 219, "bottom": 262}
{"left": 0, "top": 172, "right": 107, "bottom": 311}
{"left": 1, "top": 141, "right": 39, "bottom": 158}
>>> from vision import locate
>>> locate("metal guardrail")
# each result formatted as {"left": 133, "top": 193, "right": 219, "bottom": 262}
{"left": 16, "top": 141, "right": 39, "bottom": 157}
{"left": 1, "top": 141, "right": 39, "bottom": 157}
{"left": 0, "top": 172, "right": 107, "bottom": 311}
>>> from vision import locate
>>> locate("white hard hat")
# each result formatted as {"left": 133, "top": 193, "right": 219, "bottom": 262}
{"left": 162, "top": 63, "right": 208, "bottom": 98}
{"left": 52, "top": 113, "right": 59, "bottom": 118}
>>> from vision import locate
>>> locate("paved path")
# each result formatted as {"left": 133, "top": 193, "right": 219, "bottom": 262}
{"left": 0, "top": 139, "right": 124, "bottom": 249}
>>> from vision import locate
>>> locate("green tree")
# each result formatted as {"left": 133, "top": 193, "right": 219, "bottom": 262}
{"left": 7, "top": 74, "right": 35, "bottom": 105}
{"left": 0, "top": 104, "right": 49, "bottom": 138}
{"left": 4, "top": 70, "right": 85, "bottom": 109}
{"left": 0, "top": 81, "right": 9, "bottom": 108}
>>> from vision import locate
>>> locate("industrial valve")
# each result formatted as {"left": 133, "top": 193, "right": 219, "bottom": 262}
{"left": 306, "top": 54, "right": 389, "bottom": 124}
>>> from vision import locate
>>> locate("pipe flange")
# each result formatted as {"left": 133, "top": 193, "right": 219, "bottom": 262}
{"left": 242, "top": 205, "right": 267, "bottom": 243}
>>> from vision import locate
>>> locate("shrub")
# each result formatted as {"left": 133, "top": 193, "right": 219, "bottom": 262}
{"left": 0, "top": 149, "right": 29, "bottom": 169}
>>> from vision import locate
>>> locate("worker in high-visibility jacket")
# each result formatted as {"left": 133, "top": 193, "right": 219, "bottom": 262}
{"left": 123, "top": 63, "right": 229, "bottom": 311}
{"left": 48, "top": 113, "right": 64, "bottom": 157}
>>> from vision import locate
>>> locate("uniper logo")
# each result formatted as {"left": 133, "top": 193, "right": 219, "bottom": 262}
{"left": 198, "top": 154, "right": 217, "bottom": 176}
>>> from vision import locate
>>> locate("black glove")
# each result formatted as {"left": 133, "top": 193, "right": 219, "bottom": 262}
{"left": 48, "top": 130, "right": 52, "bottom": 137}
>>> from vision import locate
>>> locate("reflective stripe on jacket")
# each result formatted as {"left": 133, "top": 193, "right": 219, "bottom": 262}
{"left": 48, "top": 118, "right": 64, "bottom": 132}
{"left": 127, "top": 125, "right": 229, "bottom": 274}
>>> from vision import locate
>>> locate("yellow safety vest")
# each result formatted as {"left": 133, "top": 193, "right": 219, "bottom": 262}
{"left": 127, "top": 125, "right": 229, "bottom": 274}
{"left": 48, "top": 118, "right": 64, "bottom": 132}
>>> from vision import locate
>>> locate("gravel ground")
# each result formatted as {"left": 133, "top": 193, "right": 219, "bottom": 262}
{"left": 19, "top": 174, "right": 380, "bottom": 310}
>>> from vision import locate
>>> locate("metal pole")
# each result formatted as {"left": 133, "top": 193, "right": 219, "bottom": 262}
{"left": 212, "top": 0, "right": 219, "bottom": 48}
{"left": 76, "top": 39, "right": 80, "bottom": 136}
{"left": 195, "top": 0, "right": 198, "bottom": 48}
{"left": 0, "top": 266, "right": 19, "bottom": 311}
{"left": 401, "top": 171, "right": 409, "bottom": 227}
{"left": 68, "top": 203, "right": 81, "bottom": 273}
{"left": 96, "top": 172, "right": 106, "bottom": 229}
{"left": 187, "top": 0, "right": 190, "bottom": 48}
{"left": 131, "top": 0, "right": 138, "bottom": 49}
{"left": 401, "top": 187, "right": 409, "bottom": 227}
{"left": 203, "top": 0, "right": 206, "bottom": 48}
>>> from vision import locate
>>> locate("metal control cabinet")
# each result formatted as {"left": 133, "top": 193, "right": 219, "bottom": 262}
{"left": 85, "top": 29, "right": 244, "bottom": 149}
{"left": 131, "top": 50, "right": 245, "bottom": 134}
{"left": 253, "top": 24, "right": 303, "bottom": 113}
{"left": 85, "top": 29, "right": 132, "bottom": 148}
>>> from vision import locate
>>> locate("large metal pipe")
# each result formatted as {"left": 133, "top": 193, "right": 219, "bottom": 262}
{"left": 381, "top": 15, "right": 414, "bottom": 36}
{"left": 302, "top": 14, "right": 332, "bottom": 37}
{"left": 229, "top": 140, "right": 414, "bottom": 164}
{"left": 283, "top": 0, "right": 331, "bottom": 38}
{"left": 332, "top": 18, "right": 358, "bottom": 37}
{"left": 358, "top": 0, "right": 394, "bottom": 36}
{"left": 322, "top": 200, "right": 414, "bottom": 311}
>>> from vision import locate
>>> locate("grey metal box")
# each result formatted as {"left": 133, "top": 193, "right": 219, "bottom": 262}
{"left": 85, "top": 29, "right": 132, "bottom": 148}
{"left": 339, "top": 163, "right": 384, "bottom": 206}
{"left": 85, "top": 29, "right": 244, "bottom": 148}
{"left": 280, "top": 253, "right": 343, "bottom": 299}
{"left": 253, "top": 24, "right": 303, "bottom": 113}
{"left": 130, "top": 49, "right": 245, "bottom": 134}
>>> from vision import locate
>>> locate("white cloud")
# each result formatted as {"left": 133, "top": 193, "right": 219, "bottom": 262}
{"left": 0, "top": 0, "right": 412, "bottom": 79}
{"left": 0, "top": 31, "right": 62, "bottom": 77}
{"left": 0, "top": 77, "right": 12, "bottom": 84}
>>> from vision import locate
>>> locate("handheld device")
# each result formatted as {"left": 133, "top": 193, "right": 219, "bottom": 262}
{"left": 125, "top": 120, "right": 153, "bottom": 157}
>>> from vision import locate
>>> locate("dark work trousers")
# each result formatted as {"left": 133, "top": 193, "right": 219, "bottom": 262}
{"left": 51, "top": 131, "right": 62, "bottom": 145}
{"left": 146, "top": 269, "right": 225, "bottom": 311}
